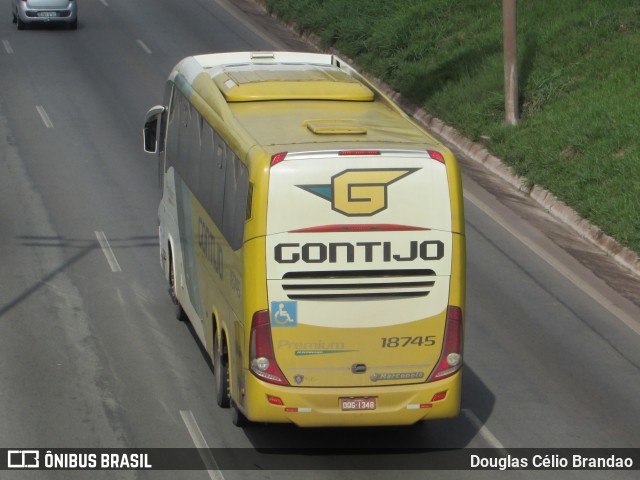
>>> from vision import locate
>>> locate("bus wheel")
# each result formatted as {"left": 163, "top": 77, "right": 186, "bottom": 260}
{"left": 214, "top": 333, "right": 230, "bottom": 408}
{"left": 231, "top": 400, "right": 250, "bottom": 427}
{"left": 169, "top": 255, "right": 186, "bottom": 322}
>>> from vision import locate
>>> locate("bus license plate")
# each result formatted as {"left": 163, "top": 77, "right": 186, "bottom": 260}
{"left": 340, "top": 397, "right": 376, "bottom": 411}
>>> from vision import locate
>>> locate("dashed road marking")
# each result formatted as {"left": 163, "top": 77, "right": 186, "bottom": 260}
{"left": 36, "top": 106, "right": 53, "bottom": 128}
{"left": 137, "top": 40, "right": 152, "bottom": 55}
{"left": 95, "top": 231, "right": 121, "bottom": 273}
{"left": 180, "top": 410, "right": 225, "bottom": 480}
{"left": 462, "top": 408, "right": 507, "bottom": 454}
{"left": 2, "top": 40, "right": 13, "bottom": 54}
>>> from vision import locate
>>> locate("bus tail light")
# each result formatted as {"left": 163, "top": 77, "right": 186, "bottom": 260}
{"left": 431, "top": 391, "right": 448, "bottom": 402}
{"left": 267, "top": 395, "right": 284, "bottom": 406}
{"left": 428, "top": 306, "right": 463, "bottom": 382}
{"left": 270, "top": 152, "right": 288, "bottom": 166}
{"left": 249, "top": 310, "right": 289, "bottom": 385}
{"left": 427, "top": 150, "right": 445, "bottom": 163}
{"left": 338, "top": 150, "right": 381, "bottom": 156}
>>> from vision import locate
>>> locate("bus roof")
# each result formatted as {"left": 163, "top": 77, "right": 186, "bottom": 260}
{"left": 173, "top": 52, "right": 445, "bottom": 157}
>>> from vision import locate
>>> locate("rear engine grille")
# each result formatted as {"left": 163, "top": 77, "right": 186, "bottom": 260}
{"left": 281, "top": 269, "right": 435, "bottom": 300}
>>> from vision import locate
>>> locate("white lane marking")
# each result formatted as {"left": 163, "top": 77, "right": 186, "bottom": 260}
{"left": 36, "top": 105, "right": 53, "bottom": 129}
{"left": 137, "top": 40, "right": 152, "bottom": 55}
{"left": 94, "top": 231, "right": 122, "bottom": 273}
{"left": 2, "top": 40, "right": 14, "bottom": 54}
{"left": 99, "top": 0, "right": 109, "bottom": 6}
{"left": 180, "top": 410, "right": 225, "bottom": 480}
{"left": 464, "top": 190, "right": 640, "bottom": 337}
{"left": 462, "top": 408, "right": 507, "bottom": 453}
{"left": 211, "top": 0, "right": 288, "bottom": 50}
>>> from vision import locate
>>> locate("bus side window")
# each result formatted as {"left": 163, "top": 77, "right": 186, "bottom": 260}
{"left": 184, "top": 108, "right": 202, "bottom": 190}
{"left": 165, "top": 88, "right": 180, "bottom": 173}
{"left": 174, "top": 93, "right": 191, "bottom": 180}
{"left": 222, "top": 151, "right": 249, "bottom": 250}
{"left": 198, "top": 124, "right": 215, "bottom": 214}
{"left": 210, "top": 132, "right": 227, "bottom": 228}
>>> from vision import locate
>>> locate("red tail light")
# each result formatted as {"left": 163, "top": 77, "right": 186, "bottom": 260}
{"left": 428, "top": 306, "right": 463, "bottom": 382}
{"left": 249, "top": 310, "right": 289, "bottom": 385}
{"left": 291, "top": 224, "right": 427, "bottom": 233}
{"left": 270, "top": 152, "right": 287, "bottom": 166}
{"left": 338, "top": 150, "right": 380, "bottom": 156}
{"left": 427, "top": 150, "right": 445, "bottom": 163}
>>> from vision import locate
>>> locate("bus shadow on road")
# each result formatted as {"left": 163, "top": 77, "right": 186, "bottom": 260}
{"left": 239, "top": 365, "right": 494, "bottom": 447}
{"left": 209, "top": 366, "right": 497, "bottom": 470}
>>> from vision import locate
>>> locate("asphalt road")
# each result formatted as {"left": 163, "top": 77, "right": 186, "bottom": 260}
{"left": 1, "top": 1, "right": 639, "bottom": 479}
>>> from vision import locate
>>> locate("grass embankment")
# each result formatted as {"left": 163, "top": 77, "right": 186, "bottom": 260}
{"left": 265, "top": 0, "right": 640, "bottom": 254}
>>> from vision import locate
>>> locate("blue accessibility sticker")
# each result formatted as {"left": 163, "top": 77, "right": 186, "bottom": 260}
{"left": 270, "top": 301, "right": 298, "bottom": 327}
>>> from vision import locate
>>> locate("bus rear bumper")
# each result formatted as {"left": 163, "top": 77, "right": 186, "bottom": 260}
{"left": 239, "top": 370, "right": 462, "bottom": 427}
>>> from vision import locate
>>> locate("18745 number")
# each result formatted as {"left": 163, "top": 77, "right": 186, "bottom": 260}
{"left": 381, "top": 336, "right": 436, "bottom": 348}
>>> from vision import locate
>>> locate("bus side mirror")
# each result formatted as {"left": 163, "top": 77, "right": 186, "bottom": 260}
{"left": 143, "top": 105, "right": 166, "bottom": 154}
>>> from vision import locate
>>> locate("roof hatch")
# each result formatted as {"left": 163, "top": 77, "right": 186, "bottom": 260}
{"left": 304, "top": 120, "right": 367, "bottom": 135}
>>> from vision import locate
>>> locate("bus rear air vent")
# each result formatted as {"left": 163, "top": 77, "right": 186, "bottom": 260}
{"left": 281, "top": 269, "right": 435, "bottom": 300}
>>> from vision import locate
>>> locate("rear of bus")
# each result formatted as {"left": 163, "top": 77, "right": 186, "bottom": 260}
{"left": 244, "top": 148, "right": 465, "bottom": 427}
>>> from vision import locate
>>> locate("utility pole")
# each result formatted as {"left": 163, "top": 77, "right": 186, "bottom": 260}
{"left": 503, "top": 0, "right": 519, "bottom": 125}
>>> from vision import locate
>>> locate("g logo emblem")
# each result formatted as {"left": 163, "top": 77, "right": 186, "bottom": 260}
{"left": 299, "top": 168, "right": 418, "bottom": 216}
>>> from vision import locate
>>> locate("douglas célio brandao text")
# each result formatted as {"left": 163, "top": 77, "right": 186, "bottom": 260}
{"left": 470, "top": 453, "right": 635, "bottom": 470}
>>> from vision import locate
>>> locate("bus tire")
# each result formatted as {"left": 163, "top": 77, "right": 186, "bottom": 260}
{"left": 169, "top": 253, "right": 186, "bottom": 322}
{"left": 214, "top": 333, "right": 230, "bottom": 408}
{"left": 231, "top": 400, "right": 250, "bottom": 427}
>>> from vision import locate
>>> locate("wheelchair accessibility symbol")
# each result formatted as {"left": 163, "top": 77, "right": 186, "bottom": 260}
{"left": 271, "top": 301, "right": 298, "bottom": 327}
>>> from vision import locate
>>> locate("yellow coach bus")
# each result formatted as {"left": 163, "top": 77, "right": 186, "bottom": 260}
{"left": 143, "top": 51, "right": 465, "bottom": 427}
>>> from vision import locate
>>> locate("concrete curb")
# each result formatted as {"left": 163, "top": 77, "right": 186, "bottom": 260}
{"left": 251, "top": 0, "right": 640, "bottom": 279}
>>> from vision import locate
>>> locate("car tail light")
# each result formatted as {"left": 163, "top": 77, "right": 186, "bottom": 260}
{"left": 249, "top": 310, "right": 289, "bottom": 385}
{"left": 428, "top": 306, "right": 463, "bottom": 381}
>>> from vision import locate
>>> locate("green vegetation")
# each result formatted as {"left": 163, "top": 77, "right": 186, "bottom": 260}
{"left": 265, "top": 0, "right": 640, "bottom": 253}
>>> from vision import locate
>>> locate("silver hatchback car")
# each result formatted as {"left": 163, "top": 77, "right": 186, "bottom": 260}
{"left": 12, "top": 0, "right": 78, "bottom": 30}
